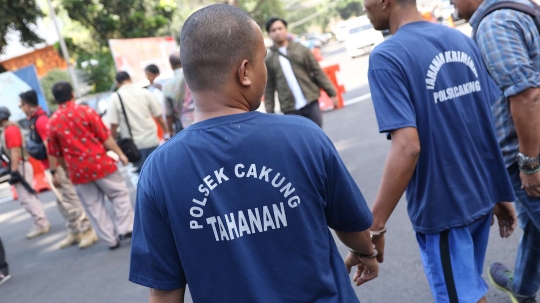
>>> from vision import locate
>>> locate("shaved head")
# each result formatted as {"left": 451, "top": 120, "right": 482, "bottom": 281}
{"left": 180, "top": 4, "right": 258, "bottom": 92}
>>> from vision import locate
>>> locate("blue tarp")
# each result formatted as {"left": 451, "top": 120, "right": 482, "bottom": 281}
{"left": 12, "top": 65, "right": 48, "bottom": 112}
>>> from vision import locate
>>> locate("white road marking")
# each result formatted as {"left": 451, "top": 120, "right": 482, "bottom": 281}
{"left": 0, "top": 196, "right": 14, "bottom": 204}
{"left": 344, "top": 93, "right": 372, "bottom": 106}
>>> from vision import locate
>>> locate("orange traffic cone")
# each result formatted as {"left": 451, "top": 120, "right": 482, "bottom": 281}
{"left": 28, "top": 157, "right": 50, "bottom": 193}
{"left": 11, "top": 186, "right": 17, "bottom": 200}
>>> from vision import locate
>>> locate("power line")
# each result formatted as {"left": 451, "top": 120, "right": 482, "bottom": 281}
{"left": 285, "top": 0, "right": 327, "bottom": 9}
{"left": 288, "top": 0, "right": 343, "bottom": 29}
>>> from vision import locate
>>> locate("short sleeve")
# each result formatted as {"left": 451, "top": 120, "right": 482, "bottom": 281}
{"left": 35, "top": 115, "right": 49, "bottom": 142}
{"left": 129, "top": 177, "right": 186, "bottom": 290}
{"left": 486, "top": 72, "right": 503, "bottom": 105}
{"left": 86, "top": 108, "right": 110, "bottom": 142}
{"left": 107, "top": 95, "right": 120, "bottom": 125}
{"left": 477, "top": 13, "right": 540, "bottom": 98}
{"left": 47, "top": 119, "right": 62, "bottom": 157}
{"left": 4, "top": 126, "right": 22, "bottom": 149}
{"left": 323, "top": 137, "right": 373, "bottom": 232}
{"left": 146, "top": 90, "right": 163, "bottom": 118}
{"left": 368, "top": 68, "right": 417, "bottom": 134}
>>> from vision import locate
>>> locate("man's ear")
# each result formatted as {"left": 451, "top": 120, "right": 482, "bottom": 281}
{"left": 237, "top": 60, "right": 252, "bottom": 87}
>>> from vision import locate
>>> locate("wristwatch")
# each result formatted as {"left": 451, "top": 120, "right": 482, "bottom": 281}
{"left": 516, "top": 152, "right": 540, "bottom": 174}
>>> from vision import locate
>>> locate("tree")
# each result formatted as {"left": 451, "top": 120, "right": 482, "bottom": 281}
{"left": 336, "top": 0, "right": 363, "bottom": 20}
{"left": 76, "top": 49, "right": 116, "bottom": 94}
{"left": 61, "top": 0, "right": 176, "bottom": 47}
{"left": 57, "top": 0, "right": 176, "bottom": 94}
{"left": 0, "top": 0, "right": 44, "bottom": 53}
{"left": 240, "top": 0, "right": 285, "bottom": 29}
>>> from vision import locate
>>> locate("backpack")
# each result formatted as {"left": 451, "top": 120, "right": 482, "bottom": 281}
{"left": 473, "top": 0, "right": 540, "bottom": 41}
{"left": 26, "top": 114, "right": 48, "bottom": 160}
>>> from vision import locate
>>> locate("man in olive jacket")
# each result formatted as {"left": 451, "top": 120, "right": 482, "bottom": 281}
{"left": 264, "top": 17, "right": 337, "bottom": 127}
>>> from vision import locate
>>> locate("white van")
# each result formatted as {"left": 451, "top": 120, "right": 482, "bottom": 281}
{"left": 345, "top": 16, "right": 384, "bottom": 58}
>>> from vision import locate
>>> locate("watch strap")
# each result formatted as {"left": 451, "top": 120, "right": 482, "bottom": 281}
{"left": 517, "top": 153, "right": 540, "bottom": 174}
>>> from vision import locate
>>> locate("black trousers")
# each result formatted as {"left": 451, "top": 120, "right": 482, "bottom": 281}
{"left": 284, "top": 100, "right": 323, "bottom": 128}
{"left": 0, "top": 237, "right": 7, "bottom": 275}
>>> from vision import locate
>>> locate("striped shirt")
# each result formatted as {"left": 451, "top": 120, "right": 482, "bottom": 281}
{"left": 471, "top": 0, "right": 540, "bottom": 167}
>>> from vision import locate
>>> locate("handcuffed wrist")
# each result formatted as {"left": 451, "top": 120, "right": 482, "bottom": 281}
{"left": 349, "top": 247, "right": 378, "bottom": 258}
{"left": 370, "top": 228, "right": 387, "bottom": 237}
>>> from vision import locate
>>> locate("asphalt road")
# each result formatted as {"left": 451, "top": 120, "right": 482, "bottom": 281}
{"left": 0, "top": 23, "right": 532, "bottom": 303}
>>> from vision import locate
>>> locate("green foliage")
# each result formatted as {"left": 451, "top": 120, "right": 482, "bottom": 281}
{"left": 76, "top": 49, "right": 116, "bottom": 94}
{"left": 240, "top": 0, "right": 285, "bottom": 29}
{"left": 40, "top": 69, "right": 71, "bottom": 111}
{"left": 61, "top": 0, "right": 176, "bottom": 47}
{"left": 0, "top": 0, "right": 44, "bottom": 53}
{"left": 58, "top": 0, "right": 176, "bottom": 94}
{"left": 336, "top": 0, "right": 363, "bottom": 20}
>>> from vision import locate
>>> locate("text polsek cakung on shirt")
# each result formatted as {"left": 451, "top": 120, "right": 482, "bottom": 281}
{"left": 130, "top": 112, "right": 373, "bottom": 303}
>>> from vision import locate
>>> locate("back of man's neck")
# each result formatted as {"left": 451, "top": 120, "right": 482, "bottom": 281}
{"left": 192, "top": 91, "right": 251, "bottom": 123}
{"left": 389, "top": 7, "right": 424, "bottom": 34}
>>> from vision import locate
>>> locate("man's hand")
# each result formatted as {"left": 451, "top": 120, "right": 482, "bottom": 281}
{"left": 353, "top": 257, "right": 379, "bottom": 286}
{"left": 163, "top": 132, "right": 172, "bottom": 142}
{"left": 345, "top": 251, "right": 361, "bottom": 272}
{"left": 119, "top": 154, "right": 129, "bottom": 166}
{"left": 492, "top": 202, "right": 517, "bottom": 238}
{"left": 345, "top": 252, "right": 379, "bottom": 286}
{"left": 331, "top": 96, "right": 339, "bottom": 108}
{"left": 520, "top": 171, "right": 540, "bottom": 197}
{"left": 8, "top": 171, "right": 22, "bottom": 185}
{"left": 52, "top": 172, "right": 62, "bottom": 188}
{"left": 371, "top": 234, "right": 385, "bottom": 263}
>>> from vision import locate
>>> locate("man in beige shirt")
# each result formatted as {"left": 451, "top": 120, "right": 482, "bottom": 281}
{"left": 108, "top": 72, "right": 170, "bottom": 172}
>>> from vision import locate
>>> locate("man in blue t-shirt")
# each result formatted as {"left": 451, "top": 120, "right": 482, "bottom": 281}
{"left": 363, "top": 0, "right": 518, "bottom": 302}
{"left": 129, "top": 5, "right": 378, "bottom": 303}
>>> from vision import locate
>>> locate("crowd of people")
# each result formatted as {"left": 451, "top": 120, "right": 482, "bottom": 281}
{"left": 1, "top": 0, "right": 539, "bottom": 302}
{"left": 0, "top": 52, "right": 194, "bottom": 285}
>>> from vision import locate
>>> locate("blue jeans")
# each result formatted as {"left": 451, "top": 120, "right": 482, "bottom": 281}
{"left": 134, "top": 146, "right": 158, "bottom": 173}
{"left": 508, "top": 164, "right": 540, "bottom": 297}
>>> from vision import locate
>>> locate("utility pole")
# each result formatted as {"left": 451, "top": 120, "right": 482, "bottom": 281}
{"left": 46, "top": 0, "right": 80, "bottom": 98}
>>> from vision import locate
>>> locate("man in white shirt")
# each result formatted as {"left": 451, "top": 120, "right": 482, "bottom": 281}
{"left": 144, "top": 64, "right": 168, "bottom": 122}
{"left": 264, "top": 17, "right": 337, "bottom": 127}
{"left": 108, "top": 72, "right": 170, "bottom": 172}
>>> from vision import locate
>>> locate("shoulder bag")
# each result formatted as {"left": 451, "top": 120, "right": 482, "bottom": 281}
{"left": 116, "top": 93, "right": 141, "bottom": 163}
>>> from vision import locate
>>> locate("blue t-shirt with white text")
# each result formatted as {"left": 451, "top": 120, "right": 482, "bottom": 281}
{"left": 368, "top": 21, "right": 515, "bottom": 234}
{"left": 129, "top": 112, "right": 373, "bottom": 302}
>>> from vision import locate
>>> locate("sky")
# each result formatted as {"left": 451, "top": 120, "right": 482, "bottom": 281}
{"left": 0, "top": 0, "right": 60, "bottom": 62}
